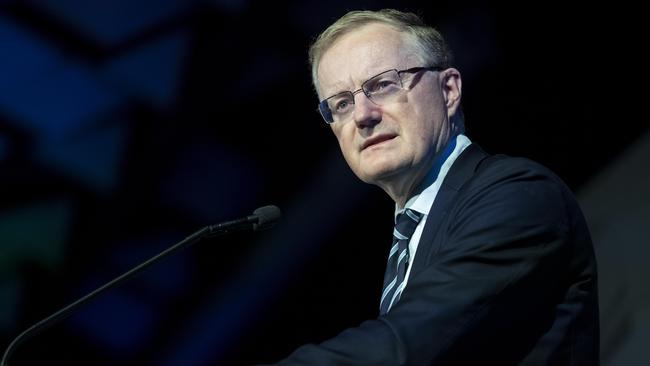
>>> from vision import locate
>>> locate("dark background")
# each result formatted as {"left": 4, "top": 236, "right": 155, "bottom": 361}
{"left": 0, "top": 1, "right": 645, "bottom": 365}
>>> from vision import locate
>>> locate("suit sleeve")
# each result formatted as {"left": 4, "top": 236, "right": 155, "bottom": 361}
{"left": 266, "top": 159, "right": 584, "bottom": 366}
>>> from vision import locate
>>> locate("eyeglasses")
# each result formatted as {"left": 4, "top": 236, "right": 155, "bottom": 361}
{"left": 318, "top": 66, "right": 442, "bottom": 124}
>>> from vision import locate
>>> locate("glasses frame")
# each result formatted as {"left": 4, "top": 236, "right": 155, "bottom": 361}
{"left": 318, "top": 66, "right": 443, "bottom": 124}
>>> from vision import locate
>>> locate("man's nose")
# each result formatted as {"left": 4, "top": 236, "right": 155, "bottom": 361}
{"left": 352, "top": 92, "right": 381, "bottom": 128}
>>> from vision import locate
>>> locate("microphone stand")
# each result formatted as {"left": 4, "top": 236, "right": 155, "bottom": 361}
{"left": 1, "top": 205, "right": 280, "bottom": 366}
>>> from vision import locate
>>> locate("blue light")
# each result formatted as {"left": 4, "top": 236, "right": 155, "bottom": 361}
{"left": 0, "top": 65, "right": 123, "bottom": 142}
{"left": 24, "top": 0, "right": 192, "bottom": 46}
{"left": 67, "top": 288, "right": 159, "bottom": 356}
{"left": 35, "top": 122, "right": 126, "bottom": 193}
{"left": 0, "top": 17, "right": 64, "bottom": 88}
{"left": 103, "top": 30, "right": 190, "bottom": 107}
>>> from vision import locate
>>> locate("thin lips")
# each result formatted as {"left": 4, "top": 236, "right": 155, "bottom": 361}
{"left": 361, "top": 134, "right": 397, "bottom": 150}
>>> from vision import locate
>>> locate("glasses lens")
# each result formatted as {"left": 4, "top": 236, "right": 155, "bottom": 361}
{"left": 321, "top": 92, "right": 354, "bottom": 124}
{"left": 317, "top": 69, "right": 411, "bottom": 124}
{"left": 363, "top": 70, "right": 402, "bottom": 104}
{"left": 319, "top": 100, "right": 334, "bottom": 123}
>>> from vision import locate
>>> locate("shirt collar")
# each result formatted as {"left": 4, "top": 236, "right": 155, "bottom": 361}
{"left": 395, "top": 134, "right": 472, "bottom": 220}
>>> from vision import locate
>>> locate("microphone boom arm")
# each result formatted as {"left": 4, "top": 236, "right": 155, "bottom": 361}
{"left": 1, "top": 226, "right": 209, "bottom": 366}
{"left": 1, "top": 205, "right": 281, "bottom": 366}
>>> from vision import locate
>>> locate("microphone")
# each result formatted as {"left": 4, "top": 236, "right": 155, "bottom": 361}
{"left": 206, "top": 205, "right": 282, "bottom": 234}
{"left": 1, "top": 205, "right": 281, "bottom": 366}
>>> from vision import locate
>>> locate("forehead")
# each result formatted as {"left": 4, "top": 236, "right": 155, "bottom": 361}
{"left": 317, "top": 23, "right": 419, "bottom": 97}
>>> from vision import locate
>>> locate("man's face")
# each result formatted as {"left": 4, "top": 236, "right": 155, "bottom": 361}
{"left": 317, "top": 23, "right": 461, "bottom": 198}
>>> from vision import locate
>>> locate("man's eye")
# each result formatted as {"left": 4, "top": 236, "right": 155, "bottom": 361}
{"left": 335, "top": 99, "right": 352, "bottom": 112}
{"left": 368, "top": 80, "right": 397, "bottom": 93}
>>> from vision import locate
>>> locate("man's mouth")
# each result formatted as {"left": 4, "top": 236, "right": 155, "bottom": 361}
{"left": 361, "top": 134, "right": 397, "bottom": 150}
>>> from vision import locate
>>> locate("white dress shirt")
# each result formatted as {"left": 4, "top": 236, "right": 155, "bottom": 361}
{"left": 394, "top": 134, "right": 472, "bottom": 288}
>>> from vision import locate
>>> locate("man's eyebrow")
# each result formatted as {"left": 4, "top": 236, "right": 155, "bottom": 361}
{"left": 322, "top": 83, "right": 351, "bottom": 98}
{"left": 323, "top": 75, "right": 369, "bottom": 98}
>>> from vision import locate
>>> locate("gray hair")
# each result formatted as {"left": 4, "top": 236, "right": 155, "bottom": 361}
{"left": 308, "top": 9, "right": 464, "bottom": 132}
{"left": 308, "top": 9, "right": 453, "bottom": 94}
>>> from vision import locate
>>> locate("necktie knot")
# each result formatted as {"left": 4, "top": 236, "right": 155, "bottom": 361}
{"left": 393, "top": 209, "right": 423, "bottom": 241}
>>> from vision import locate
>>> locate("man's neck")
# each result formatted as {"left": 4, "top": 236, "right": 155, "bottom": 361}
{"left": 384, "top": 135, "right": 461, "bottom": 208}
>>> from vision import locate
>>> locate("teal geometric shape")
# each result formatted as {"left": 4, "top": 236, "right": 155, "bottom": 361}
{"left": 34, "top": 121, "right": 126, "bottom": 193}
{"left": 0, "top": 199, "right": 72, "bottom": 275}
{"left": 103, "top": 30, "right": 190, "bottom": 107}
{"left": 0, "top": 278, "right": 20, "bottom": 331}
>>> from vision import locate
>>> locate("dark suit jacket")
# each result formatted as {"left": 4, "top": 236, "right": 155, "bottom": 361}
{"left": 270, "top": 144, "right": 599, "bottom": 365}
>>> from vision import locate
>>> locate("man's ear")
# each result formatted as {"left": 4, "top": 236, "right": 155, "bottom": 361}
{"left": 442, "top": 68, "right": 462, "bottom": 115}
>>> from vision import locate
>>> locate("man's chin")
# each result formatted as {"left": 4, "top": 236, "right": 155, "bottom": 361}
{"left": 356, "top": 164, "right": 403, "bottom": 185}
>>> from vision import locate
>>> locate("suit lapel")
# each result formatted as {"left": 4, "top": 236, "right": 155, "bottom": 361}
{"left": 411, "top": 144, "right": 491, "bottom": 273}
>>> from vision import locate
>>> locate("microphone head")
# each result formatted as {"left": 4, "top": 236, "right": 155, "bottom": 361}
{"left": 252, "top": 205, "right": 282, "bottom": 231}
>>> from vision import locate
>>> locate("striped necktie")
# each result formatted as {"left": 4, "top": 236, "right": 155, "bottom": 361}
{"left": 379, "top": 208, "right": 423, "bottom": 315}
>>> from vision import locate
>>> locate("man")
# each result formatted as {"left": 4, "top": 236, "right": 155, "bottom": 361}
{"left": 269, "top": 9, "right": 599, "bottom": 365}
